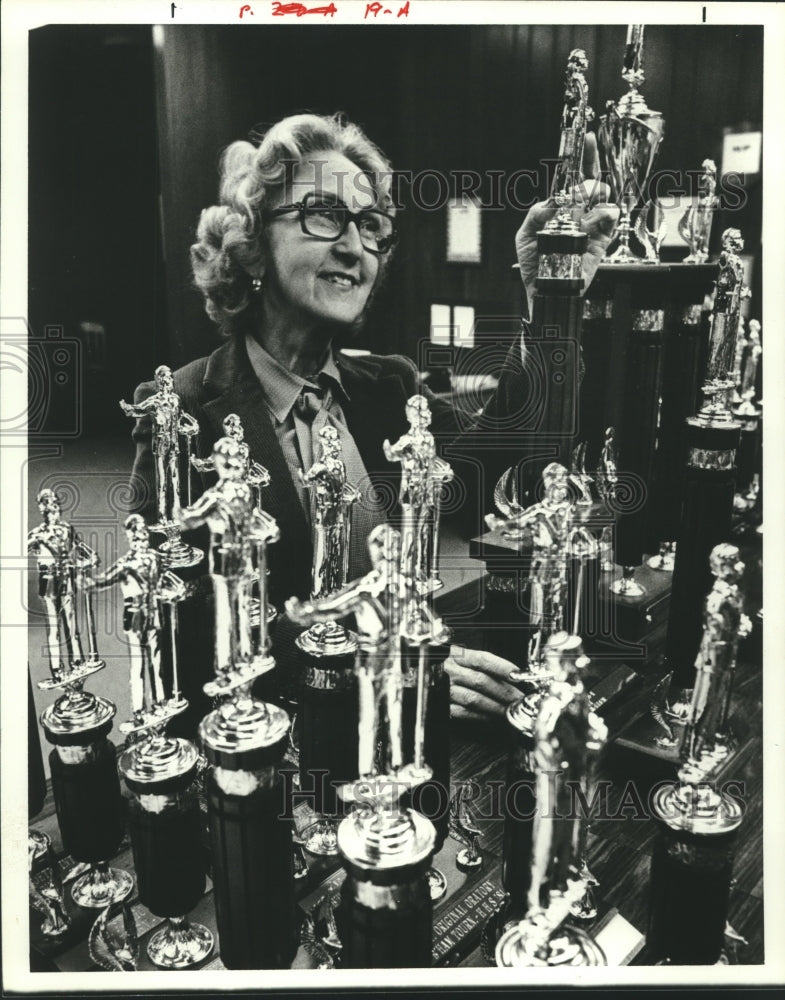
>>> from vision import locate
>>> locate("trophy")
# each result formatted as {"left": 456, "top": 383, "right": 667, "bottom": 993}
{"left": 88, "top": 901, "right": 140, "bottom": 971}
{"left": 512, "top": 49, "right": 593, "bottom": 478}
{"left": 182, "top": 437, "right": 295, "bottom": 969}
{"left": 29, "top": 839, "right": 70, "bottom": 938}
{"left": 120, "top": 364, "right": 203, "bottom": 568}
{"left": 648, "top": 549, "right": 750, "bottom": 963}
{"left": 486, "top": 462, "right": 597, "bottom": 679}
{"left": 694, "top": 229, "right": 748, "bottom": 425}
{"left": 495, "top": 632, "right": 607, "bottom": 967}
{"left": 295, "top": 424, "right": 361, "bottom": 846}
{"left": 679, "top": 158, "right": 720, "bottom": 264}
{"left": 192, "top": 412, "right": 276, "bottom": 636}
{"left": 29, "top": 488, "right": 133, "bottom": 909}
{"left": 598, "top": 25, "right": 666, "bottom": 263}
{"left": 734, "top": 319, "right": 762, "bottom": 417}
{"left": 680, "top": 544, "right": 751, "bottom": 761}
{"left": 535, "top": 47, "right": 591, "bottom": 284}
{"left": 661, "top": 231, "right": 746, "bottom": 717}
{"left": 384, "top": 396, "right": 453, "bottom": 893}
{"left": 288, "top": 525, "right": 438, "bottom": 967}
{"left": 95, "top": 514, "right": 213, "bottom": 968}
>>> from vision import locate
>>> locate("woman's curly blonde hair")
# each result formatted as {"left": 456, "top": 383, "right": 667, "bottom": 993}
{"left": 190, "top": 112, "right": 394, "bottom": 335}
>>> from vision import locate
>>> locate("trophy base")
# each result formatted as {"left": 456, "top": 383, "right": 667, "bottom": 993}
{"left": 202, "top": 655, "right": 276, "bottom": 698}
{"left": 605, "top": 241, "right": 643, "bottom": 265}
{"left": 119, "top": 734, "right": 200, "bottom": 787}
{"left": 297, "top": 622, "right": 358, "bottom": 658}
{"left": 610, "top": 566, "right": 647, "bottom": 598}
{"left": 71, "top": 863, "right": 134, "bottom": 909}
{"left": 200, "top": 697, "right": 290, "bottom": 763}
{"left": 147, "top": 917, "right": 214, "bottom": 969}
{"left": 456, "top": 849, "right": 483, "bottom": 874}
{"left": 41, "top": 691, "right": 116, "bottom": 741}
{"left": 302, "top": 817, "right": 340, "bottom": 857}
{"left": 38, "top": 658, "right": 105, "bottom": 691}
{"left": 495, "top": 918, "right": 606, "bottom": 967}
{"left": 647, "top": 543, "right": 676, "bottom": 572}
{"left": 157, "top": 531, "right": 204, "bottom": 570}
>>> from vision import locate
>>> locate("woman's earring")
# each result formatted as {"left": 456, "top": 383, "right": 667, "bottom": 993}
{"left": 251, "top": 276, "right": 263, "bottom": 294}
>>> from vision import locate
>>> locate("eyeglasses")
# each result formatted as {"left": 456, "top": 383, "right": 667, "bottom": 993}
{"left": 266, "top": 193, "right": 397, "bottom": 255}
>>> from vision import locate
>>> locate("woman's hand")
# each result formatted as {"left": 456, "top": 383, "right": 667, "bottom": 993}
{"left": 515, "top": 133, "right": 620, "bottom": 314}
{"left": 445, "top": 644, "right": 522, "bottom": 721}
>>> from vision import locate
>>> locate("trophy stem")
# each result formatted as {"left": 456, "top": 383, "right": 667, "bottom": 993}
{"left": 605, "top": 210, "right": 638, "bottom": 263}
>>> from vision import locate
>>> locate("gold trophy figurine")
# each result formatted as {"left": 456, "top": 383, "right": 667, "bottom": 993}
{"left": 181, "top": 436, "right": 280, "bottom": 690}
{"left": 694, "top": 228, "right": 748, "bottom": 425}
{"left": 120, "top": 364, "right": 203, "bottom": 568}
{"left": 28, "top": 488, "right": 105, "bottom": 687}
{"left": 192, "top": 412, "right": 276, "bottom": 638}
{"left": 288, "top": 524, "right": 410, "bottom": 785}
{"left": 734, "top": 320, "right": 762, "bottom": 417}
{"left": 297, "top": 424, "right": 361, "bottom": 658}
{"left": 681, "top": 543, "right": 752, "bottom": 769}
{"left": 679, "top": 158, "right": 720, "bottom": 264}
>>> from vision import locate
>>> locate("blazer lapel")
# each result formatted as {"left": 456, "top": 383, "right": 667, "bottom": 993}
{"left": 337, "top": 354, "right": 411, "bottom": 509}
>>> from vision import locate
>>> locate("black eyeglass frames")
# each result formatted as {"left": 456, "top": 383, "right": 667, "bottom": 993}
{"left": 266, "top": 193, "right": 397, "bottom": 255}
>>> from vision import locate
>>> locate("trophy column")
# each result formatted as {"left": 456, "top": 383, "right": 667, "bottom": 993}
{"left": 648, "top": 790, "right": 744, "bottom": 964}
{"left": 611, "top": 272, "right": 669, "bottom": 594}
{"left": 664, "top": 230, "right": 746, "bottom": 704}
{"left": 28, "top": 487, "right": 133, "bottom": 909}
{"left": 646, "top": 267, "right": 716, "bottom": 569}
{"left": 500, "top": 701, "right": 537, "bottom": 918}
{"left": 183, "top": 435, "right": 296, "bottom": 969}
{"left": 288, "top": 525, "right": 438, "bottom": 966}
{"left": 494, "top": 632, "right": 607, "bottom": 967}
{"left": 98, "top": 513, "right": 213, "bottom": 967}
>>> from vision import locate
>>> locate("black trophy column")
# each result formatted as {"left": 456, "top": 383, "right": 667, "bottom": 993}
{"left": 517, "top": 227, "right": 586, "bottom": 490}
{"left": 648, "top": 786, "right": 744, "bottom": 964}
{"left": 646, "top": 264, "right": 716, "bottom": 554}
{"left": 204, "top": 739, "right": 296, "bottom": 970}
{"left": 665, "top": 419, "right": 741, "bottom": 690}
{"left": 613, "top": 272, "right": 669, "bottom": 571}
{"left": 46, "top": 722, "right": 125, "bottom": 866}
{"left": 297, "top": 651, "right": 359, "bottom": 818}
{"left": 578, "top": 295, "right": 614, "bottom": 463}
{"left": 336, "top": 809, "right": 436, "bottom": 969}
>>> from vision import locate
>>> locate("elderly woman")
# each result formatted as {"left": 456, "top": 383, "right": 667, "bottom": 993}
{"left": 128, "top": 111, "right": 617, "bottom": 719}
